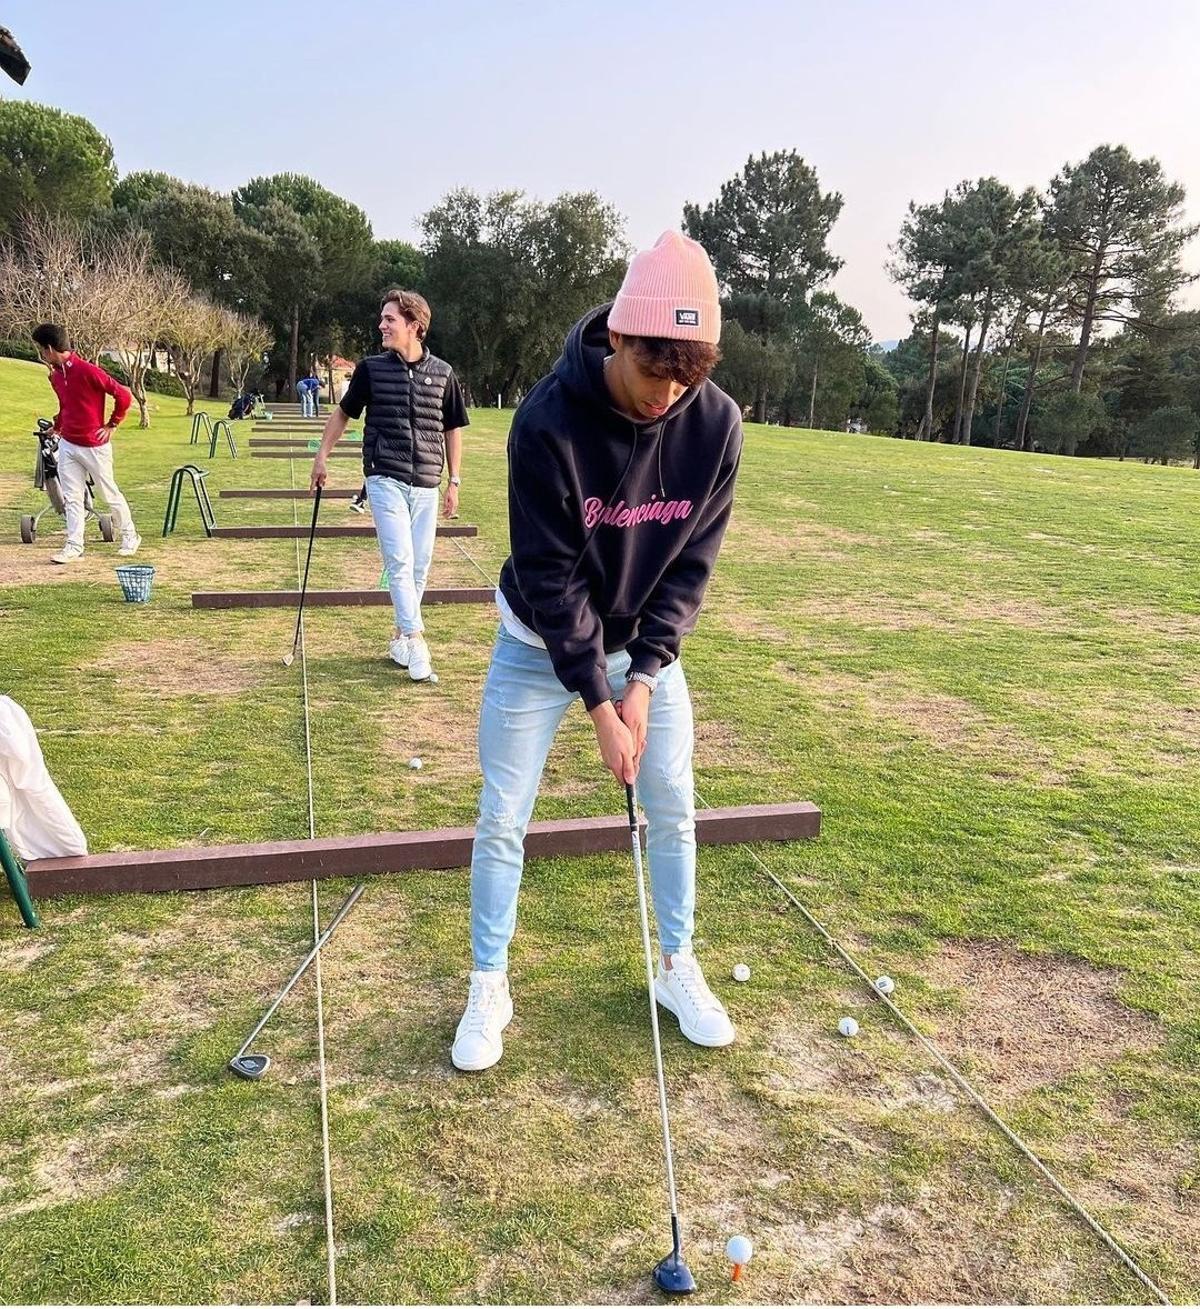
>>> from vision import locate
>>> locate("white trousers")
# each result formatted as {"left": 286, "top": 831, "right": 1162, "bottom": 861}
{"left": 57, "top": 438, "right": 136, "bottom": 548}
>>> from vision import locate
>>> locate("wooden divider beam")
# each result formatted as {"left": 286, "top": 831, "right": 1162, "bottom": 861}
{"left": 220, "top": 489, "right": 358, "bottom": 499}
{"left": 249, "top": 438, "right": 361, "bottom": 448}
{"left": 209, "top": 524, "right": 476, "bottom": 539}
{"left": 252, "top": 450, "right": 359, "bottom": 459}
{"left": 24, "top": 803, "right": 821, "bottom": 897}
{"left": 193, "top": 587, "right": 493, "bottom": 609}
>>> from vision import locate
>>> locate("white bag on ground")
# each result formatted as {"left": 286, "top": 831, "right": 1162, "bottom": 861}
{"left": 0, "top": 695, "right": 87, "bottom": 860}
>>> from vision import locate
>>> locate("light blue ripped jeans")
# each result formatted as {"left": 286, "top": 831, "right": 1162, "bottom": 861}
{"left": 365, "top": 475, "right": 440, "bottom": 634}
{"left": 470, "top": 626, "right": 696, "bottom": 971}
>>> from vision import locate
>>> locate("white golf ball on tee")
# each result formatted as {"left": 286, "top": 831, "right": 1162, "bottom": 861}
{"left": 726, "top": 1234, "right": 753, "bottom": 1264}
{"left": 838, "top": 1016, "right": 859, "bottom": 1038}
{"left": 732, "top": 963, "right": 751, "bottom": 982}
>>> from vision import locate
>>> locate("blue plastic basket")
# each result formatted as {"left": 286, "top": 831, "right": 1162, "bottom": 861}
{"left": 116, "top": 564, "right": 155, "bottom": 603}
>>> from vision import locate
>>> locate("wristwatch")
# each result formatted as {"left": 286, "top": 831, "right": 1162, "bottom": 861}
{"left": 626, "top": 670, "right": 658, "bottom": 695}
{"left": 448, "top": 475, "right": 461, "bottom": 486}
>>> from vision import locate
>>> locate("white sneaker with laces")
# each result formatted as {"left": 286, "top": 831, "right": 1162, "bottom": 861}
{"left": 407, "top": 634, "right": 432, "bottom": 681}
{"left": 388, "top": 634, "right": 410, "bottom": 667}
{"left": 51, "top": 543, "right": 84, "bottom": 565}
{"left": 451, "top": 969, "right": 513, "bottom": 1071}
{"left": 655, "top": 947, "right": 736, "bottom": 1048}
{"left": 117, "top": 533, "right": 141, "bottom": 557}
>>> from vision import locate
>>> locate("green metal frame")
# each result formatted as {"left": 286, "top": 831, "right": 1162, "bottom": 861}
{"left": 0, "top": 827, "right": 39, "bottom": 928}
{"left": 163, "top": 464, "right": 216, "bottom": 537}
{"left": 188, "top": 411, "right": 213, "bottom": 446}
{"left": 208, "top": 419, "right": 238, "bottom": 460}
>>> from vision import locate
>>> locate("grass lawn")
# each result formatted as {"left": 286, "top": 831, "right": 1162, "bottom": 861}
{"left": 0, "top": 354, "right": 1197, "bottom": 1304}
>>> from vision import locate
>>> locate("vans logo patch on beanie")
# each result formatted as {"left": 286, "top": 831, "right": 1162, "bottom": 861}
{"left": 674, "top": 308, "right": 700, "bottom": 328}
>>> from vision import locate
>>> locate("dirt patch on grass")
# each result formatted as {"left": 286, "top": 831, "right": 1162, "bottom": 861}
{"left": 795, "top": 671, "right": 1061, "bottom": 782}
{"left": 0, "top": 1132, "right": 128, "bottom": 1220}
{"left": 924, "top": 940, "right": 1162, "bottom": 1096}
{"left": 726, "top": 517, "right": 882, "bottom": 564}
{"left": 87, "top": 635, "right": 261, "bottom": 696}
{"left": 717, "top": 605, "right": 797, "bottom": 646}
{"left": 0, "top": 541, "right": 116, "bottom": 587}
{"left": 779, "top": 591, "right": 1064, "bottom": 634}
{"left": 0, "top": 937, "right": 58, "bottom": 971}
{"left": 1057, "top": 1099, "right": 1198, "bottom": 1290}
{"left": 1107, "top": 607, "right": 1200, "bottom": 641}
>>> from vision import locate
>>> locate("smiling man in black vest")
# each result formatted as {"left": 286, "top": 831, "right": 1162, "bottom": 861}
{"left": 310, "top": 290, "right": 468, "bottom": 680}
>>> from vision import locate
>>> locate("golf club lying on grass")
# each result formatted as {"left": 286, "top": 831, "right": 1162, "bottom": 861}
{"left": 283, "top": 483, "right": 322, "bottom": 667}
{"left": 229, "top": 882, "right": 364, "bottom": 1080}
{"left": 625, "top": 782, "right": 696, "bottom": 1296}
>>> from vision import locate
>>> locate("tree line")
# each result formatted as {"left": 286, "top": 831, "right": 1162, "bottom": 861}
{"left": 2, "top": 97, "right": 1198, "bottom": 462}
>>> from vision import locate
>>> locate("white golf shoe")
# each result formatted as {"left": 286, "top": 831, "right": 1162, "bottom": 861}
{"left": 407, "top": 634, "right": 432, "bottom": 681}
{"left": 655, "top": 948, "right": 736, "bottom": 1048}
{"left": 451, "top": 969, "right": 513, "bottom": 1072}
{"left": 51, "top": 543, "right": 84, "bottom": 564}
{"left": 389, "top": 634, "right": 410, "bottom": 667}
{"left": 117, "top": 533, "right": 142, "bottom": 557}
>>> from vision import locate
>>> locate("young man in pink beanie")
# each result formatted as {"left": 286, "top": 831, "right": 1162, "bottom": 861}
{"left": 453, "top": 231, "right": 745, "bottom": 1072}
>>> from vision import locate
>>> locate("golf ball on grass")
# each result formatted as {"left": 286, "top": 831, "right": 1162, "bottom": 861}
{"left": 725, "top": 1234, "right": 753, "bottom": 1281}
{"left": 408, "top": 757, "right": 422, "bottom": 770}
{"left": 428, "top": 671, "right": 439, "bottom": 684}
{"left": 838, "top": 1016, "right": 859, "bottom": 1038}
{"left": 874, "top": 975, "right": 895, "bottom": 995}
{"left": 732, "top": 963, "right": 751, "bottom": 982}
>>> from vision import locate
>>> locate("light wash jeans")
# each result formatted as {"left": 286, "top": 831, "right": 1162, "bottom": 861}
{"left": 298, "top": 386, "right": 315, "bottom": 417}
{"left": 57, "top": 438, "right": 136, "bottom": 549}
{"left": 470, "top": 626, "right": 696, "bottom": 971}
{"left": 365, "top": 475, "right": 439, "bottom": 634}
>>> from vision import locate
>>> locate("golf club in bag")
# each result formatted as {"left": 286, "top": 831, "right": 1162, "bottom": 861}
{"left": 283, "top": 483, "right": 322, "bottom": 667}
{"left": 625, "top": 782, "right": 697, "bottom": 1296}
{"left": 229, "top": 882, "right": 365, "bottom": 1080}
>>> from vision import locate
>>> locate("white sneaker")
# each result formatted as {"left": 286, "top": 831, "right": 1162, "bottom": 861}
{"left": 388, "top": 634, "right": 410, "bottom": 667}
{"left": 655, "top": 948, "right": 736, "bottom": 1048}
{"left": 51, "top": 543, "right": 84, "bottom": 565}
{"left": 348, "top": 498, "right": 367, "bottom": 515}
{"left": 451, "top": 969, "right": 513, "bottom": 1071}
{"left": 407, "top": 634, "right": 432, "bottom": 681}
{"left": 117, "top": 534, "right": 141, "bottom": 557}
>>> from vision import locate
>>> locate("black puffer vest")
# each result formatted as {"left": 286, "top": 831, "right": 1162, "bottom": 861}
{"left": 360, "top": 349, "right": 452, "bottom": 487}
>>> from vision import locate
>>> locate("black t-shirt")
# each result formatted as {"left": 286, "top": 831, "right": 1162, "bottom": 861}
{"left": 340, "top": 354, "right": 469, "bottom": 430}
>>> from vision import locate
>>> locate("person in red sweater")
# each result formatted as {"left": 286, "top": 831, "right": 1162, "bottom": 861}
{"left": 31, "top": 324, "right": 141, "bottom": 563}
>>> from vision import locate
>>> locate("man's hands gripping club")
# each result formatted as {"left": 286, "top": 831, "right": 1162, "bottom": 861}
{"left": 589, "top": 680, "right": 650, "bottom": 785}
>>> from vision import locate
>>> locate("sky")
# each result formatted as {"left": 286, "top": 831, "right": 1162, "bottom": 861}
{"left": 6, "top": 0, "right": 1200, "bottom": 341}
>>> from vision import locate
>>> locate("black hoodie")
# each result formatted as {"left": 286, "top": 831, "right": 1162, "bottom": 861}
{"left": 498, "top": 303, "right": 744, "bottom": 711}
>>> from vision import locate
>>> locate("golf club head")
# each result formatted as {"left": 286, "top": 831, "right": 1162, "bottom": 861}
{"left": 229, "top": 1053, "right": 271, "bottom": 1081}
{"left": 281, "top": 651, "right": 295, "bottom": 668}
{"left": 652, "top": 1248, "right": 696, "bottom": 1296}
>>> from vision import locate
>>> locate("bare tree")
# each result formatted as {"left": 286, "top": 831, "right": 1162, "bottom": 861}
{"left": 221, "top": 309, "right": 272, "bottom": 396}
{"left": 164, "top": 296, "right": 224, "bottom": 415}
{"left": 108, "top": 255, "right": 189, "bottom": 427}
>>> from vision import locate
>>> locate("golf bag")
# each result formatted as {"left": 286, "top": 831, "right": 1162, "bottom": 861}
{"left": 20, "top": 418, "right": 114, "bottom": 545}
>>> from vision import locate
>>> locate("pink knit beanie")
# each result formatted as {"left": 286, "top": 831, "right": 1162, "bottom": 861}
{"left": 608, "top": 230, "right": 721, "bottom": 344}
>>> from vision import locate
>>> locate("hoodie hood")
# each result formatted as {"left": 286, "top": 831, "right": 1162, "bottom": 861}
{"left": 552, "top": 303, "right": 703, "bottom": 428}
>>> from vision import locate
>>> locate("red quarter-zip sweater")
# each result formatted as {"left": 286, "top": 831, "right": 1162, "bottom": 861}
{"left": 48, "top": 355, "right": 132, "bottom": 446}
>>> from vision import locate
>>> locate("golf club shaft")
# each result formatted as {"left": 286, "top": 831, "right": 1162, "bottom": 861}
{"left": 626, "top": 783, "right": 682, "bottom": 1221}
{"left": 234, "top": 882, "right": 364, "bottom": 1060}
{"left": 290, "top": 483, "right": 322, "bottom": 656}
